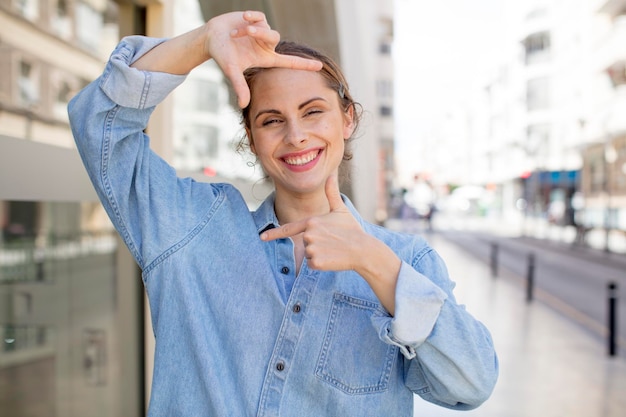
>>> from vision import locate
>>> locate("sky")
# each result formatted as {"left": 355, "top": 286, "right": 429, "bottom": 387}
{"left": 393, "top": 0, "right": 517, "bottom": 183}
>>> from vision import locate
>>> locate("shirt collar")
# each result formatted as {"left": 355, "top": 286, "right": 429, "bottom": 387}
{"left": 251, "top": 191, "right": 365, "bottom": 236}
{"left": 252, "top": 192, "right": 279, "bottom": 235}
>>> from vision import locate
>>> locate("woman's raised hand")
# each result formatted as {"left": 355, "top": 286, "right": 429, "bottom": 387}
{"left": 206, "top": 11, "right": 322, "bottom": 108}
{"left": 130, "top": 11, "right": 321, "bottom": 108}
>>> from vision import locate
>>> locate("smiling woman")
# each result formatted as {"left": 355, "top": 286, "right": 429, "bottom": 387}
{"left": 68, "top": 10, "right": 498, "bottom": 417}
{"left": 239, "top": 40, "right": 361, "bottom": 186}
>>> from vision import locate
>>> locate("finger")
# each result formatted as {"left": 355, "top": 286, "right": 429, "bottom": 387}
{"left": 260, "top": 220, "right": 307, "bottom": 241}
{"left": 273, "top": 54, "right": 323, "bottom": 71}
{"left": 325, "top": 173, "right": 345, "bottom": 211}
{"left": 242, "top": 10, "right": 268, "bottom": 25}
{"left": 230, "top": 13, "right": 272, "bottom": 39}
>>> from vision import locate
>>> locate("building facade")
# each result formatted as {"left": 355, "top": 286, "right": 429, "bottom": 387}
{"left": 416, "top": 0, "right": 626, "bottom": 251}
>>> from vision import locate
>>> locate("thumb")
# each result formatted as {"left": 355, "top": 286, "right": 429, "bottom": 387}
{"left": 224, "top": 66, "right": 250, "bottom": 108}
{"left": 325, "top": 173, "right": 344, "bottom": 211}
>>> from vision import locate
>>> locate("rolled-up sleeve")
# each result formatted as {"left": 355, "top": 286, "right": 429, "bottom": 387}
{"left": 378, "top": 261, "right": 447, "bottom": 359}
{"left": 100, "top": 36, "right": 186, "bottom": 109}
{"left": 370, "top": 241, "right": 498, "bottom": 409}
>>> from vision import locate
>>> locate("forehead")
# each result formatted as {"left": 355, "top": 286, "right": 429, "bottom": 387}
{"left": 250, "top": 68, "right": 332, "bottom": 103}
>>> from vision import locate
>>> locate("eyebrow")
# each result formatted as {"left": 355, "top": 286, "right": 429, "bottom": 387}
{"left": 253, "top": 97, "right": 328, "bottom": 122}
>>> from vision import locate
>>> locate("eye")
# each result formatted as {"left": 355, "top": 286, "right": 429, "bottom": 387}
{"left": 261, "top": 117, "right": 282, "bottom": 126}
{"left": 304, "top": 108, "right": 323, "bottom": 117}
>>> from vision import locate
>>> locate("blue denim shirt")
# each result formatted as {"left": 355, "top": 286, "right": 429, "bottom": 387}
{"left": 68, "top": 36, "right": 497, "bottom": 417}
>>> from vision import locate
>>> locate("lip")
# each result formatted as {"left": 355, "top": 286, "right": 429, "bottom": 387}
{"left": 280, "top": 148, "right": 323, "bottom": 172}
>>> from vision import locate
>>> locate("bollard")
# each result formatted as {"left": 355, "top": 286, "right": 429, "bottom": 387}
{"left": 608, "top": 282, "right": 618, "bottom": 357}
{"left": 490, "top": 243, "right": 498, "bottom": 278}
{"left": 526, "top": 253, "right": 535, "bottom": 303}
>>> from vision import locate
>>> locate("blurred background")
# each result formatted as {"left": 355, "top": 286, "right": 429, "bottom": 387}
{"left": 0, "top": 0, "right": 625, "bottom": 416}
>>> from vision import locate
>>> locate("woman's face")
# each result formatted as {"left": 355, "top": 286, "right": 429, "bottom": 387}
{"left": 247, "top": 68, "right": 354, "bottom": 197}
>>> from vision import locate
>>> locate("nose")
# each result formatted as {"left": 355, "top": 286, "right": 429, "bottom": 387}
{"left": 284, "top": 120, "right": 307, "bottom": 146}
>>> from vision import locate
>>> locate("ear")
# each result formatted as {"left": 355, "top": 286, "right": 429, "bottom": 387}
{"left": 343, "top": 104, "right": 355, "bottom": 139}
{"left": 245, "top": 127, "right": 257, "bottom": 154}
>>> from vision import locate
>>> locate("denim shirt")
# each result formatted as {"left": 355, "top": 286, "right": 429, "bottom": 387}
{"left": 68, "top": 36, "right": 498, "bottom": 417}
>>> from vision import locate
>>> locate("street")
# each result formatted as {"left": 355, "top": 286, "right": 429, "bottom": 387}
{"left": 437, "top": 227, "right": 626, "bottom": 356}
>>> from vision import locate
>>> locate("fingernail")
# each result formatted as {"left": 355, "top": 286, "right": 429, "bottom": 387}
{"left": 249, "top": 26, "right": 257, "bottom": 34}
{"left": 230, "top": 29, "right": 238, "bottom": 37}
{"left": 260, "top": 232, "right": 267, "bottom": 241}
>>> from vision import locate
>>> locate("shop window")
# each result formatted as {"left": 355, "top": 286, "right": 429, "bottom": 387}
{"left": 614, "top": 140, "right": 626, "bottom": 191}
{"left": 588, "top": 152, "right": 605, "bottom": 193}
{"left": 0, "top": 200, "right": 141, "bottom": 416}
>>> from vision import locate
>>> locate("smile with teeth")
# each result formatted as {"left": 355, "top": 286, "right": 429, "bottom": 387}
{"left": 283, "top": 150, "right": 320, "bottom": 166}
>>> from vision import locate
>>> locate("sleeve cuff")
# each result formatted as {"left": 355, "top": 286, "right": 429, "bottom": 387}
{"left": 375, "top": 261, "right": 448, "bottom": 359}
{"left": 100, "top": 36, "right": 187, "bottom": 109}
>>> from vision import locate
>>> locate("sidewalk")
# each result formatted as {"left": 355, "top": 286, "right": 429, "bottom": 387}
{"left": 385, "top": 220, "right": 626, "bottom": 417}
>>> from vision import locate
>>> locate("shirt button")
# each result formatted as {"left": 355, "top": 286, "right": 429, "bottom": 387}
{"left": 281, "top": 266, "right": 290, "bottom": 274}
{"left": 292, "top": 303, "right": 301, "bottom": 313}
{"left": 276, "top": 361, "right": 285, "bottom": 371}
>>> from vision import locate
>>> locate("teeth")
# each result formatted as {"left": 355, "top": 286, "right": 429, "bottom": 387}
{"left": 284, "top": 150, "right": 318, "bottom": 166}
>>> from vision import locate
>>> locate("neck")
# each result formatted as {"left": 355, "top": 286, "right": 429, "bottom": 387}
{"left": 274, "top": 191, "right": 330, "bottom": 225}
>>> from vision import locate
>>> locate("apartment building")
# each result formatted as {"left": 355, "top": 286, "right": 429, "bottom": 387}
{"left": 581, "top": 0, "right": 626, "bottom": 243}
{"left": 419, "top": 0, "right": 626, "bottom": 249}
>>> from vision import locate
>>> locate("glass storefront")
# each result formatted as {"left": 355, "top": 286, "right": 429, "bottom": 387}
{"left": 0, "top": 200, "right": 143, "bottom": 417}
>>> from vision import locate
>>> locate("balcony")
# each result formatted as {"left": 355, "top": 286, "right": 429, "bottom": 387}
{"left": 597, "top": 0, "right": 626, "bottom": 17}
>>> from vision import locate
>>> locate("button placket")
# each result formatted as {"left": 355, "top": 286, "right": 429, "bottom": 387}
{"left": 256, "top": 271, "right": 319, "bottom": 417}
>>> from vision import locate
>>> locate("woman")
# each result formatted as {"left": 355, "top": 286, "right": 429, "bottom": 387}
{"left": 69, "top": 11, "right": 497, "bottom": 417}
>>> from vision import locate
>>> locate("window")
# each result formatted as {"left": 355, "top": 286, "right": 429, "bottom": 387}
{"left": 379, "top": 106, "right": 393, "bottom": 117}
{"left": 53, "top": 76, "right": 73, "bottom": 119}
{"left": 523, "top": 31, "right": 550, "bottom": 64}
{"left": 379, "top": 41, "right": 391, "bottom": 55}
{"left": 18, "top": 59, "right": 39, "bottom": 107}
{"left": 526, "top": 77, "right": 550, "bottom": 111}
{"left": 13, "top": 0, "right": 39, "bottom": 21}
{"left": 0, "top": 200, "right": 142, "bottom": 416}
{"left": 376, "top": 79, "right": 393, "bottom": 99}
{"left": 195, "top": 79, "right": 220, "bottom": 113}
{"left": 587, "top": 148, "right": 605, "bottom": 193}
{"left": 526, "top": 124, "right": 550, "bottom": 155}
{"left": 51, "top": 0, "right": 73, "bottom": 40}
{"left": 175, "top": 125, "right": 220, "bottom": 171}
{"left": 75, "top": 1, "right": 103, "bottom": 51}
{"left": 614, "top": 139, "right": 626, "bottom": 192}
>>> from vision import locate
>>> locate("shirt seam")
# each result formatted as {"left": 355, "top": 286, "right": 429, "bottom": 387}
{"left": 101, "top": 105, "right": 143, "bottom": 266}
{"left": 143, "top": 187, "right": 226, "bottom": 277}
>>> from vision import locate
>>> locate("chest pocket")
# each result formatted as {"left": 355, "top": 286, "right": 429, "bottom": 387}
{"left": 315, "top": 293, "right": 397, "bottom": 394}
